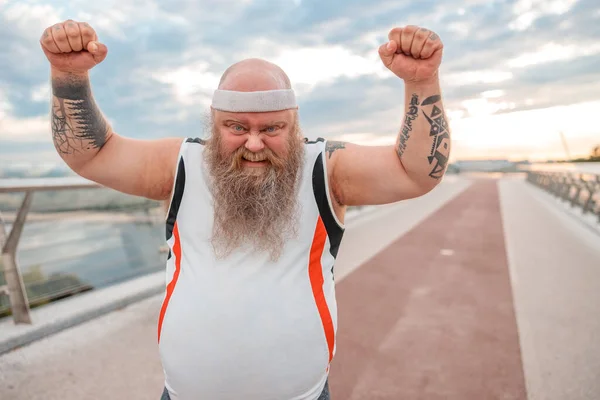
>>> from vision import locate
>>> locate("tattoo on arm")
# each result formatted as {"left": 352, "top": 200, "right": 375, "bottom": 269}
{"left": 421, "top": 95, "right": 441, "bottom": 106}
{"left": 325, "top": 141, "right": 346, "bottom": 159}
{"left": 396, "top": 93, "right": 420, "bottom": 158}
{"left": 422, "top": 95, "right": 450, "bottom": 179}
{"left": 396, "top": 93, "right": 450, "bottom": 180}
{"left": 51, "top": 75, "right": 109, "bottom": 156}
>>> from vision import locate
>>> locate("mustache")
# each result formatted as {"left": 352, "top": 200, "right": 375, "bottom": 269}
{"left": 227, "top": 146, "right": 287, "bottom": 171}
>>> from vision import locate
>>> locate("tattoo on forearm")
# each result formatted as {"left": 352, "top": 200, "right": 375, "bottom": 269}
{"left": 421, "top": 95, "right": 441, "bottom": 106}
{"left": 422, "top": 95, "right": 450, "bottom": 179}
{"left": 325, "top": 141, "right": 346, "bottom": 158}
{"left": 51, "top": 75, "right": 109, "bottom": 155}
{"left": 52, "top": 99, "right": 82, "bottom": 155}
{"left": 396, "top": 94, "right": 419, "bottom": 157}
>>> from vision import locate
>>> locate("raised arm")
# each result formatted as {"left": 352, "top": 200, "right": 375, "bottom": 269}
{"left": 42, "top": 20, "right": 182, "bottom": 200}
{"left": 326, "top": 25, "right": 450, "bottom": 208}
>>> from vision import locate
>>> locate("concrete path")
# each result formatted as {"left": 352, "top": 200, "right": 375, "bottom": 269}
{"left": 0, "top": 296, "right": 165, "bottom": 400}
{"left": 499, "top": 178, "right": 600, "bottom": 400}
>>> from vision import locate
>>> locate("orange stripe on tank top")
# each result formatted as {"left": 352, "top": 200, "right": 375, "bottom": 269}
{"left": 157, "top": 221, "right": 182, "bottom": 344}
{"left": 309, "top": 216, "right": 335, "bottom": 364}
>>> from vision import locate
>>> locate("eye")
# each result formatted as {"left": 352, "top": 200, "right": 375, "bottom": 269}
{"left": 232, "top": 124, "right": 246, "bottom": 133}
{"left": 264, "top": 126, "right": 279, "bottom": 134}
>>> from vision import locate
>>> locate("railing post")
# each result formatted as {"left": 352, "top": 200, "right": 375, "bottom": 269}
{"left": 571, "top": 174, "right": 583, "bottom": 207}
{"left": 0, "top": 191, "right": 34, "bottom": 324}
{"left": 526, "top": 170, "right": 600, "bottom": 225}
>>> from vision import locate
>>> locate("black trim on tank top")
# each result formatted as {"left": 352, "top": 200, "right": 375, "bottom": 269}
{"left": 186, "top": 137, "right": 206, "bottom": 145}
{"left": 304, "top": 137, "right": 325, "bottom": 145}
{"left": 166, "top": 157, "right": 186, "bottom": 241}
{"left": 312, "top": 153, "right": 344, "bottom": 259}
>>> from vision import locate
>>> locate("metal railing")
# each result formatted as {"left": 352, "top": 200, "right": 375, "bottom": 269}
{"left": 0, "top": 177, "right": 165, "bottom": 324}
{"left": 526, "top": 170, "right": 600, "bottom": 222}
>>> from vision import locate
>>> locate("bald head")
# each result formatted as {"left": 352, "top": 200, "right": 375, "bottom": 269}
{"left": 218, "top": 58, "right": 292, "bottom": 92}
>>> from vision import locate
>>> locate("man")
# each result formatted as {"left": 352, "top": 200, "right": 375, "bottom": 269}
{"left": 40, "top": 20, "right": 450, "bottom": 400}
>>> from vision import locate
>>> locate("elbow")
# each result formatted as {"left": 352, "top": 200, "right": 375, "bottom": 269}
{"left": 413, "top": 174, "right": 445, "bottom": 197}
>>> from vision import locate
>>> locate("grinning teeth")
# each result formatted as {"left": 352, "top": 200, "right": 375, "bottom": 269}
{"left": 244, "top": 154, "right": 266, "bottom": 162}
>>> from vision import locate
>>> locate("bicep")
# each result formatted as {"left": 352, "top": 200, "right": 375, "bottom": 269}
{"left": 329, "top": 143, "right": 425, "bottom": 206}
{"left": 78, "top": 133, "right": 184, "bottom": 201}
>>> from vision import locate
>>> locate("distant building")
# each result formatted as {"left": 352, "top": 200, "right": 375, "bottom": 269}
{"left": 450, "top": 159, "right": 525, "bottom": 173}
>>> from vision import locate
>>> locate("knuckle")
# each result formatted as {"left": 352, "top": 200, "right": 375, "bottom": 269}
{"left": 81, "top": 29, "right": 94, "bottom": 38}
{"left": 54, "top": 34, "right": 68, "bottom": 43}
{"left": 415, "top": 31, "right": 428, "bottom": 40}
{"left": 388, "top": 27, "right": 402, "bottom": 38}
{"left": 80, "top": 25, "right": 95, "bottom": 37}
{"left": 41, "top": 35, "right": 54, "bottom": 45}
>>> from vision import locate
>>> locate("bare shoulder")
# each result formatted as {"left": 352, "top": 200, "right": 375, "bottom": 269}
{"left": 324, "top": 140, "right": 347, "bottom": 159}
{"left": 79, "top": 134, "right": 186, "bottom": 201}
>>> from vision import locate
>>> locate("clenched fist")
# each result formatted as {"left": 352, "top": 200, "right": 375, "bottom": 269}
{"left": 40, "top": 20, "right": 108, "bottom": 74}
{"left": 378, "top": 25, "right": 443, "bottom": 84}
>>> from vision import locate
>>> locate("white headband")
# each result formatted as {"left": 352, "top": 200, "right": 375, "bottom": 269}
{"left": 211, "top": 89, "right": 297, "bottom": 112}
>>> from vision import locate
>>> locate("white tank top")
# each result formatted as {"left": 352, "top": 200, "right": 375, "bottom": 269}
{"left": 158, "top": 137, "right": 344, "bottom": 400}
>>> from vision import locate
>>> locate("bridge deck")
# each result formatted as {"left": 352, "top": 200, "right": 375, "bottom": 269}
{"left": 331, "top": 179, "right": 527, "bottom": 399}
{"left": 1, "top": 175, "right": 599, "bottom": 400}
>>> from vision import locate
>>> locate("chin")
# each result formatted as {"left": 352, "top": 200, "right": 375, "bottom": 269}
{"left": 247, "top": 166, "right": 268, "bottom": 175}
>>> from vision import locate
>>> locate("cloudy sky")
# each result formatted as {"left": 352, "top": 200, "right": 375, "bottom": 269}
{"left": 1, "top": 0, "right": 599, "bottom": 167}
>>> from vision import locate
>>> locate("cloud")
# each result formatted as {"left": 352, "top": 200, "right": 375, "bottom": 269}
{"left": 1, "top": 0, "right": 599, "bottom": 163}
{"left": 149, "top": 61, "right": 220, "bottom": 107}
{"left": 442, "top": 70, "right": 514, "bottom": 86}
{"left": 2, "top": 3, "right": 62, "bottom": 40}
{"left": 507, "top": 41, "right": 600, "bottom": 68}
{"left": 451, "top": 100, "right": 600, "bottom": 160}
{"left": 0, "top": 114, "right": 50, "bottom": 140}
{"left": 328, "top": 133, "right": 396, "bottom": 147}
{"left": 31, "top": 82, "right": 50, "bottom": 102}
{"left": 509, "top": 0, "right": 578, "bottom": 31}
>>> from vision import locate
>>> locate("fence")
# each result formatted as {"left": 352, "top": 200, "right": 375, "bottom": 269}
{"left": 526, "top": 170, "right": 600, "bottom": 222}
{"left": 0, "top": 177, "right": 166, "bottom": 324}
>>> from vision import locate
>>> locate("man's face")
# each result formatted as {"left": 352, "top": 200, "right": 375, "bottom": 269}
{"left": 204, "top": 108, "right": 305, "bottom": 261}
{"left": 211, "top": 108, "right": 298, "bottom": 171}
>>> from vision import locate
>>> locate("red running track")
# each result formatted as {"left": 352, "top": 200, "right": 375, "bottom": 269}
{"left": 329, "top": 180, "right": 528, "bottom": 400}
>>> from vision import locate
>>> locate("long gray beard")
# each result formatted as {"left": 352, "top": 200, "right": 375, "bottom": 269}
{"left": 204, "top": 125, "right": 305, "bottom": 261}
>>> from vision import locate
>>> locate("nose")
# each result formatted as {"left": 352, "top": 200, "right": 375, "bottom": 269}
{"left": 244, "top": 134, "right": 265, "bottom": 153}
